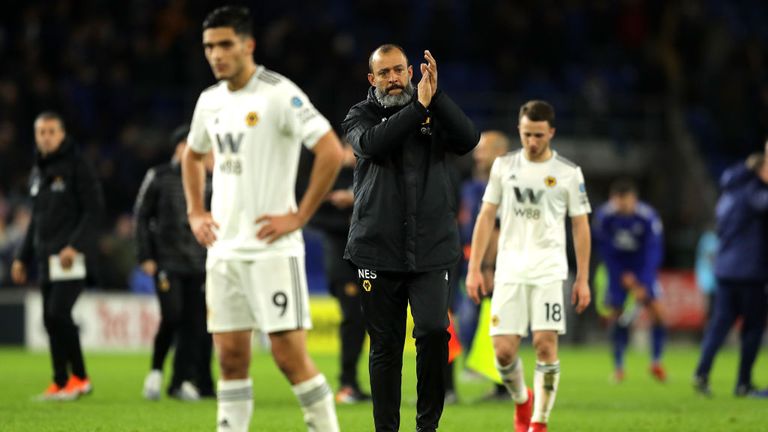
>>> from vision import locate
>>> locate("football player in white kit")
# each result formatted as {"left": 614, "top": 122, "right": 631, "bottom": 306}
{"left": 466, "top": 100, "right": 592, "bottom": 432}
{"left": 181, "top": 6, "right": 343, "bottom": 432}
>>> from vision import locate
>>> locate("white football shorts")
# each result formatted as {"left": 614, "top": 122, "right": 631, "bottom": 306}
{"left": 489, "top": 280, "right": 566, "bottom": 337}
{"left": 205, "top": 255, "right": 312, "bottom": 334}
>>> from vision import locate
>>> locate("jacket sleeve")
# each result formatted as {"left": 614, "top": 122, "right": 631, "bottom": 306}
{"left": 720, "top": 163, "right": 754, "bottom": 190}
{"left": 15, "top": 208, "right": 36, "bottom": 264}
{"left": 133, "top": 168, "right": 159, "bottom": 262}
{"left": 342, "top": 101, "right": 428, "bottom": 160}
{"left": 429, "top": 90, "right": 479, "bottom": 156}
{"left": 746, "top": 181, "right": 768, "bottom": 213}
{"left": 67, "top": 158, "right": 104, "bottom": 251}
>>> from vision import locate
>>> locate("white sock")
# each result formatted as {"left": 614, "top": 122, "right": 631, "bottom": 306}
{"left": 292, "top": 374, "right": 339, "bottom": 432}
{"left": 532, "top": 361, "right": 560, "bottom": 424}
{"left": 496, "top": 357, "right": 528, "bottom": 404}
{"left": 217, "top": 378, "right": 253, "bottom": 432}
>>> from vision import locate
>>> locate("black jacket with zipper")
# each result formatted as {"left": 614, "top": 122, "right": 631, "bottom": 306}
{"left": 15, "top": 138, "right": 104, "bottom": 278}
{"left": 133, "top": 161, "right": 210, "bottom": 274}
{"left": 342, "top": 87, "right": 478, "bottom": 272}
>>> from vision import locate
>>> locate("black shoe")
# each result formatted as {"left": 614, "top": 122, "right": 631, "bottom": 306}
{"left": 693, "top": 375, "right": 712, "bottom": 397}
{"left": 735, "top": 383, "right": 757, "bottom": 397}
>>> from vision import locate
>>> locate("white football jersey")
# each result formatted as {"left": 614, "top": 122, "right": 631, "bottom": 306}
{"left": 483, "top": 149, "right": 591, "bottom": 284}
{"left": 188, "top": 66, "right": 331, "bottom": 260}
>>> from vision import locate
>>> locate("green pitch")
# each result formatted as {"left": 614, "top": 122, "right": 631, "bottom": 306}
{"left": 0, "top": 345, "right": 765, "bottom": 431}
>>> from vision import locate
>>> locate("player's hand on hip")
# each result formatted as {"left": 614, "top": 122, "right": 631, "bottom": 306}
{"left": 189, "top": 210, "right": 219, "bottom": 247}
{"left": 571, "top": 279, "right": 591, "bottom": 314}
{"left": 465, "top": 269, "right": 486, "bottom": 304}
{"left": 11, "top": 260, "right": 27, "bottom": 285}
{"left": 423, "top": 50, "right": 437, "bottom": 95}
{"left": 59, "top": 245, "right": 78, "bottom": 269}
{"left": 256, "top": 212, "right": 302, "bottom": 244}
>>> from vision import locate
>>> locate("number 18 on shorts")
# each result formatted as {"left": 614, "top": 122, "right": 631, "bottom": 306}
{"left": 489, "top": 281, "right": 566, "bottom": 337}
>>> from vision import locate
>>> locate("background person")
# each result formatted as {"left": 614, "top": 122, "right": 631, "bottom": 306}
{"left": 12, "top": 111, "right": 104, "bottom": 400}
{"left": 134, "top": 124, "right": 214, "bottom": 400}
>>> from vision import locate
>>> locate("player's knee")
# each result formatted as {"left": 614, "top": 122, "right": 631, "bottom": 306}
{"left": 492, "top": 338, "right": 517, "bottom": 365}
{"left": 217, "top": 346, "right": 250, "bottom": 378}
{"left": 533, "top": 339, "right": 557, "bottom": 361}
{"left": 272, "top": 351, "right": 298, "bottom": 375}
{"left": 494, "top": 350, "right": 515, "bottom": 366}
{"left": 272, "top": 347, "right": 312, "bottom": 381}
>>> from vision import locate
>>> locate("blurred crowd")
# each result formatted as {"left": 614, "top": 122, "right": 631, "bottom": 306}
{"left": 1, "top": 0, "right": 767, "bottom": 289}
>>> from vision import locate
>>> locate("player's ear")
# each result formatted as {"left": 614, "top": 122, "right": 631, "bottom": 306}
{"left": 549, "top": 127, "right": 556, "bottom": 140}
{"left": 367, "top": 73, "right": 375, "bottom": 87}
{"left": 244, "top": 36, "right": 255, "bottom": 54}
{"left": 407, "top": 65, "right": 413, "bottom": 79}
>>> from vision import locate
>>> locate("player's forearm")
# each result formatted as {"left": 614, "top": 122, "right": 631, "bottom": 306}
{"left": 468, "top": 209, "right": 496, "bottom": 272}
{"left": 572, "top": 216, "right": 591, "bottom": 282}
{"left": 298, "top": 133, "right": 343, "bottom": 224}
{"left": 181, "top": 147, "right": 207, "bottom": 214}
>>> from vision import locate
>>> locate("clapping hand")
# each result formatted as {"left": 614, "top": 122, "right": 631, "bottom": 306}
{"left": 417, "top": 50, "right": 438, "bottom": 107}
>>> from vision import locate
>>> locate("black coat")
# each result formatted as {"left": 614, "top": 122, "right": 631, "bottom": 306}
{"left": 342, "top": 88, "right": 478, "bottom": 272}
{"left": 16, "top": 139, "right": 104, "bottom": 278}
{"left": 133, "top": 161, "right": 210, "bottom": 274}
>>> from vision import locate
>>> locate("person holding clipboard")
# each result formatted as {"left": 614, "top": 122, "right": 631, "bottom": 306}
{"left": 11, "top": 111, "right": 104, "bottom": 401}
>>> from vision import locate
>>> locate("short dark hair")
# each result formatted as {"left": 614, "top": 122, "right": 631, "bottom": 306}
{"left": 35, "top": 111, "right": 65, "bottom": 130}
{"left": 202, "top": 6, "right": 253, "bottom": 36}
{"left": 610, "top": 178, "right": 638, "bottom": 196}
{"left": 368, "top": 44, "right": 408, "bottom": 72}
{"left": 519, "top": 100, "right": 555, "bottom": 127}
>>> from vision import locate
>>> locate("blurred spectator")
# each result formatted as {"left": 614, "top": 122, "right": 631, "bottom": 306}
{"left": 11, "top": 111, "right": 103, "bottom": 400}
{"left": 694, "top": 228, "right": 718, "bottom": 320}
{"left": 693, "top": 153, "right": 768, "bottom": 397}
{"left": 134, "top": 124, "right": 213, "bottom": 401}
{"left": 0, "top": 204, "right": 32, "bottom": 285}
{"left": 96, "top": 214, "right": 136, "bottom": 289}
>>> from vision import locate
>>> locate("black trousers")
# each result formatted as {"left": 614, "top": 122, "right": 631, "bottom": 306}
{"left": 323, "top": 234, "right": 366, "bottom": 389}
{"left": 151, "top": 271, "right": 212, "bottom": 394}
{"left": 41, "top": 279, "right": 86, "bottom": 387}
{"left": 358, "top": 268, "right": 451, "bottom": 432}
{"left": 695, "top": 279, "right": 768, "bottom": 389}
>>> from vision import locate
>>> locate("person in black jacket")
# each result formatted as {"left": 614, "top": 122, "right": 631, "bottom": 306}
{"left": 11, "top": 111, "right": 103, "bottom": 400}
{"left": 134, "top": 125, "right": 214, "bottom": 401}
{"left": 342, "top": 44, "right": 479, "bottom": 432}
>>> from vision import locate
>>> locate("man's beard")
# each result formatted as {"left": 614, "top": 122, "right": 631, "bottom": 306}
{"left": 375, "top": 81, "right": 415, "bottom": 107}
